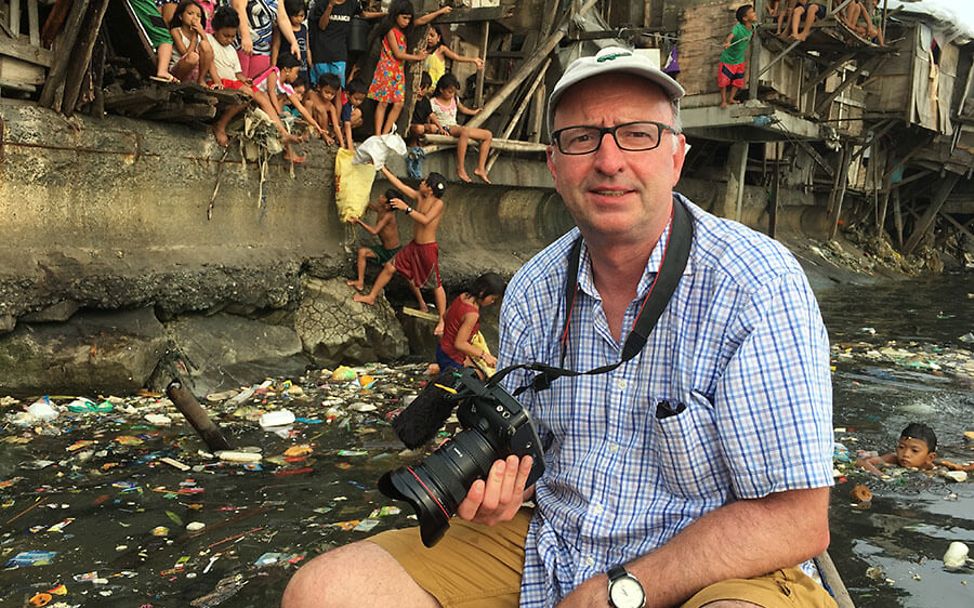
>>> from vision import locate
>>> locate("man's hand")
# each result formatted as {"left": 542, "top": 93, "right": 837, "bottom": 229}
{"left": 387, "top": 197, "right": 409, "bottom": 212}
{"left": 556, "top": 574, "right": 608, "bottom": 607}
{"left": 456, "top": 455, "right": 533, "bottom": 526}
{"left": 241, "top": 35, "right": 253, "bottom": 54}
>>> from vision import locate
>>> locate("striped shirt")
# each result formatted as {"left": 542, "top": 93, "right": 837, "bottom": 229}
{"left": 496, "top": 194, "right": 834, "bottom": 607}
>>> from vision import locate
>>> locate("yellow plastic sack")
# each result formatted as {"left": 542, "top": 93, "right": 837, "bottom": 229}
{"left": 334, "top": 148, "right": 376, "bottom": 222}
{"left": 470, "top": 331, "right": 495, "bottom": 377}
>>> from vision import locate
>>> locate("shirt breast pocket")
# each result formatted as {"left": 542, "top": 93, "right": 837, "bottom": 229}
{"left": 649, "top": 394, "right": 725, "bottom": 500}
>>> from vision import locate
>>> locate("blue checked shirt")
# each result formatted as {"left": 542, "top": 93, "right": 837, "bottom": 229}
{"left": 497, "top": 194, "right": 834, "bottom": 607}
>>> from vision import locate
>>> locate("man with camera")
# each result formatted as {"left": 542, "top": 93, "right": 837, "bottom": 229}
{"left": 283, "top": 46, "right": 835, "bottom": 608}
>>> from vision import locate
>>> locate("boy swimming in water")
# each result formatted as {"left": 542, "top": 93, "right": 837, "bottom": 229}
{"left": 858, "top": 422, "right": 974, "bottom": 475}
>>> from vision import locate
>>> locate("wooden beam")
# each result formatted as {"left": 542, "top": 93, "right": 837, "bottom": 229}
{"left": 827, "top": 144, "right": 850, "bottom": 240}
{"left": 892, "top": 188, "right": 903, "bottom": 246}
{"left": 474, "top": 21, "right": 489, "bottom": 108}
{"left": 38, "top": 0, "right": 89, "bottom": 109}
{"left": 62, "top": 0, "right": 109, "bottom": 116}
{"left": 768, "top": 142, "right": 781, "bottom": 238}
{"left": 0, "top": 34, "right": 53, "bottom": 66}
{"left": 815, "top": 56, "right": 885, "bottom": 115}
{"left": 430, "top": 6, "right": 514, "bottom": 26}
{"left": 903, "top": 172, "right": 960, "bottom": 255}
{"left": 800, "top": 52, "right": 855, "bottom": 95}
{"left": 940, "top": 210, "right": 974, "bottom": 242}
{"left": 10, "top": 0, "right": 21, "bottom": 37}
{"left": 756, "top": 39, "right": 800, "bottom": 79}
{"left": 882, "top": 169, "right": 930, "bottom": 192}
{"left": 465, "top": 0, "right": 599, "bottom": 130}
{"left": 422, "top": 134, "right": 547, "bottom": 154}
{"left": 27, "top": 0, "right": 39, "bottom": 47}
{"left": 485, "top": 58, "right": 551, "bottom": 173}
{"left": 795, "top": 139, "right": 834, "bottom": 178}
{"left": 748, "top": 0, "right": 763, "bottom": 101}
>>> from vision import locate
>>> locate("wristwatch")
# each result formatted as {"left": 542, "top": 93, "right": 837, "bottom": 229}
{"left": 607, "top": 565, "right": 646, "bottom": 608}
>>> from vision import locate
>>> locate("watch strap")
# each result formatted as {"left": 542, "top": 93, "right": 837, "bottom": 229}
{"left": 607, "top": 565, "right": 628, "bottom": 582}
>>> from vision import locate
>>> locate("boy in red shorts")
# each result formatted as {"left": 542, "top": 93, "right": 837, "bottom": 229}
{"left": 718, "top": 4, "right": 757, "bottom": 108}
{"left": 353, "top": 166, "right": 449, "bottom": 335}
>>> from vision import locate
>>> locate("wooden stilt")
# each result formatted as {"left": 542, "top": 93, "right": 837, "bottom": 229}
{"left": 484, "top": 58, "right": 551, "bottom": 173}
{"left": 827, "top": 145, "right": 850, "bottom": 241}
{"left": 903, "top": 173, "right": 960, "bottom": 255}
{"left": 530, "top": 81, "right": 546, "bottom": 143}
{"left": 722, "top": 141, "right": 749, "bottom": 221}
{"left": 940, "top": 211, "right": 974, "bottom": 242}
{"left": 892, "top": 188, "right": 903, "bottom": 247}
{"left": 88, "top": 32, "right": 106, "bottom": 117}
{"left": 38, "top": 0, "right": 90, "bottom": 111}
{"left": 62, "top": 0, "right": 109, "bottom": 117}
{"left": 768, "top": 146, "right": 781, "bottom": 238}
{"left": 474, "top": 21, "right": 489, "bottom": 108}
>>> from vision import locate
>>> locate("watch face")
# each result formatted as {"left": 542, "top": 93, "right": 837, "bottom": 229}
{"left": 609, "top": 577, "right": 644, "bottom": 608}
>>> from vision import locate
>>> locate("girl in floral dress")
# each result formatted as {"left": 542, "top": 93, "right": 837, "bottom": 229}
{"left": 366, "top": 0, "right": 451, "bottom": 136}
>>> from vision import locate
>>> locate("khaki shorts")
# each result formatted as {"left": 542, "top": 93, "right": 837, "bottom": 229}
{"left": 368, "top": 508, "right": 837, "bottom": 608}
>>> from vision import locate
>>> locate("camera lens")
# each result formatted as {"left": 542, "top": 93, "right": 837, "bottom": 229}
{"left": 378, "top": 428, "right": 497, "bottom": 547}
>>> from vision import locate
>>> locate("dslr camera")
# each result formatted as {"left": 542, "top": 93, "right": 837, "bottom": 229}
{"left": 378, "top": 367, "right": 545, "bottom": 547}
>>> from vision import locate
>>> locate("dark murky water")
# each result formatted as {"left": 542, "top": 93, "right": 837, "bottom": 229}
{"left": 820, "top": 273, "right": 974, "bottom": 607}
{"left": 0, "top": 273, "right": 972, "bottom": 607}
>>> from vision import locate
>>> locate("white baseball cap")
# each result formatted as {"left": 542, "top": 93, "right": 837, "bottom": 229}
{"left": 547, "top": 46, "right": 685, "bottom": 133}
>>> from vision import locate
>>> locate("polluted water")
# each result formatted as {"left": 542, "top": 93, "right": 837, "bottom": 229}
{"left": 0, "top": 363, "right": 442, "bottom": 607}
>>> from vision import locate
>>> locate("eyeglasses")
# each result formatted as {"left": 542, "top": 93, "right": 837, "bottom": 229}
{"left": 551, "top": 121, "right": 679, "bottom": 155}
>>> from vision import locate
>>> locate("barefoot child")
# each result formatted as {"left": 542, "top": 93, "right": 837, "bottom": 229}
{"left": 254, "top": 53, "right": 328, "bottom": 161}
{"left": 367, "top": 2, "right": 429, "bottom": 135}
{"left": 433, "top": 272, "right": 505, "bottom": 373}
{"left": 341, "top": 79, "right": 368, "bottom": 151}
{"left": 209, "top": 7, "right": 303, "bottom": 150}
{"left": 346, "top": 189, "right": 403, "bottom": 291}
{"left": 431, "top": 72, "right": 493, "bottom": 183}
{"left": 305, "top": 73, "right": 344, "bottom": 146}
{"left": 354, "top": 166, "right": 448, "bottom": 336}
{"left": 407, "top": 72, "right": 441, "bottom": 142}
{"left": 718, "top": 4, "right": 757, "bottom": 109}
{"left": 127, "top": 0, "right": 179, "bottom": 82}
{"left": 169, "top": 0, "right": 215, "bottom": 85}
{"left": 788, "top": 0, "right": 826, "bottom": 41}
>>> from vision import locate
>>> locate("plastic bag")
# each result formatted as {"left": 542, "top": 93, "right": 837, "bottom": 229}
{"left": 353, "top": 132, "right": 407, "bottom": 170}
{"left": 470, "top": 332, "right": 495, "bottom": 377}
{"left": 335, "top": 147, "right": 376, "bottom": 222}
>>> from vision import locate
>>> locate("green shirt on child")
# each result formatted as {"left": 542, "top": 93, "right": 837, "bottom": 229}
{"left": 720, "top": 22, "right": 752, "bottom": 64}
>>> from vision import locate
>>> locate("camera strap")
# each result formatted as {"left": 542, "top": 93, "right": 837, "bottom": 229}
{"left": 491, "top": 197, "right": 693, "bottom": 396}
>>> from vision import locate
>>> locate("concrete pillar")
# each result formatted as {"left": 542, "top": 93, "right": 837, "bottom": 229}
{"left": 722, "top": 141, "right": 750, "bottom": 221}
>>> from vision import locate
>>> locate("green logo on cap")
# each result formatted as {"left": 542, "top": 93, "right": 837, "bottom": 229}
{"left": 596, "top": 51, "right": 632, "bottom": 63}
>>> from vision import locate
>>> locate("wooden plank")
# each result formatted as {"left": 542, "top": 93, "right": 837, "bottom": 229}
{"left": 903, "top": 172, "right": 960, "bottom": 255}
{"left": 422, "top": 134, "right": 546, "bottom": 154}
{"left": 0, "top": 54, "right": 45, "bottom": 85}
{"left": 10, "top": 0, "right": 20, "bottom": 37}
{"left": 27, "top": 0, "right": 38, "bottom": 47}
{"left": 145, "top": 103, "right": 217, "bottom": 121}
{"left": 430, "top": 6, "right": 514, "bottom": 26}
{"left": 0, "top": 33, "right": 53, "bottom": 66}
{"left": 474, "top": 21, "right": 488, "bottom": 108}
